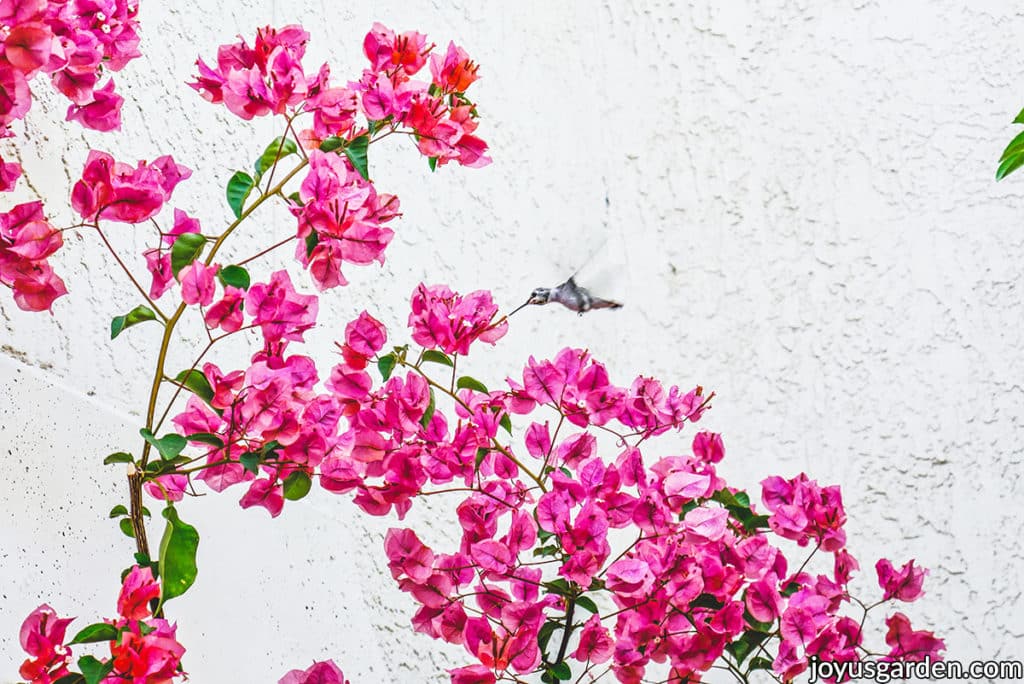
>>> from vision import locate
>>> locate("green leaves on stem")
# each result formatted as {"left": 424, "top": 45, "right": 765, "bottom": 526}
{"left": 140, "top": 428, "right": 186, "bottom": 461}
{"left": 217, "top": 264, "right": 251, "bottom": 291}
{"left": 110, "top": 305, "right": 157, "bottom": 339}
{"left": 170, "top": 232, "right": 207, "bottom": 277}
{"left": 158, "top": 505, "right": 199, "bottom": 604}
{"left": 226, "top": 171, "right": 255, "bottom": 219}
{"left": 254, "top": 137, "right": 298, "bottom": 179}
{"left": 319, "top": 133, "right": 370, "bottom": 179}
{"left": 998, "top": 107, "right": 1024, "bottom": 181}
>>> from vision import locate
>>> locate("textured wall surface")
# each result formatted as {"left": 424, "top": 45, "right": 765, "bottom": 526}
{"left": 2, "top": 1, "right": 1024, "bottom": 681}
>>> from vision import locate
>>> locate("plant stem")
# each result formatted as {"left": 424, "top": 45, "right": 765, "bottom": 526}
{"left": 554, "top": 595, "right": 576, "bottom": 666}
{"left": 128, "top": 158, "right": 310, "bottom": 558}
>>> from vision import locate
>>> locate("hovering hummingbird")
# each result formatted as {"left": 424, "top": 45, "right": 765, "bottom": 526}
{"left": 509, "top": 275, "right": 623, "bottom": 316}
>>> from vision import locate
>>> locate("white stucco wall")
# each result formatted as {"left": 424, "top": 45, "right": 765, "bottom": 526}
{"left": 3, "top": 1, "right": 1024, "bottom": 681}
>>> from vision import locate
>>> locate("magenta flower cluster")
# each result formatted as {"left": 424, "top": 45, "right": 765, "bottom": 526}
{"left": 1, "top": 0, "right": 141, "bottom": 135}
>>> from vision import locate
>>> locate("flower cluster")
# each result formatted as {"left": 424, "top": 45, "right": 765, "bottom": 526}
{"left": 71, "top": 150, "right": 191, "bottom": 224}
{"left": 1, "top": 0, "right": 141, "bottom": 135}
{"left": 291, "top": 149, "right": 400, "bottom": 291}
{"left": 189, "top": 24, "right": 488, "bottom": 292}
{"left": 0, "top": 198, "right": 66, "bottom": 311}
{"left": 19, "top": 566, "right": 186, "bottom": 684}
{"left": 408, "top": 283, "right": 507, "bottom": 355}
{"left": 18, "top": 604, "right": 73, "bottom": 682}
{"left": 165, "top": 269, "right": 328, "bottom": 515}
{"left": 357, "top": 24, "right": 490, "bottom": 168}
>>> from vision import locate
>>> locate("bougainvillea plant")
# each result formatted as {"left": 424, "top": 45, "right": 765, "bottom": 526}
{"left": 4, "top": 7, "right": 943, "bottom": 684}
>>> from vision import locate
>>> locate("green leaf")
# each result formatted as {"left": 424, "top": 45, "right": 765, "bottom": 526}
{"left": 475, "top": 447, "right": 488, "bottom": 468}
{"left": 997, "top": 152, "right": 1024, "bottom": 181}
{"left": 420, "top": 388, "right": 436, "bottom": 428}
{"left": 319, "top": 136, "right": 344, "bottom": 152}
{"left": 140, "top": 428, "right": 187, "bottom": 461}
{"left": 119, "top": 517, "right": 135, "bottom": 538}
{"left": 254, "top": 137, "right": 298, "bottom": 177}
{"left": 226, "top": 171, "right": 255, "bottom": 219}
{"left": 742, "top": 513, "right": 770, "bottom": 531}
{"left": 548, "top": 661, "right": 572, "bottom": 680}
{"left": 110, "top": 305, "right": 157, "bottom": 340}
{"left": 305, "top": 227, "right": 320, "bottom": 257}
{"left": 283, "top": 471, "right": 312, "bottom": 501}
{"left": 575, "top": 596, "right": 599, "bottom": 614}
{"left": 999, "top": 131, "right": 1024, "bottom": 161}
{"left": 103, "top": 452, "right": 133, "bottom": 466}
{"left": 532, "top": 543, "right": 560, "bottom": 557}
{"left": 108, "top": 504, "right": 128, "bottom": 518}
{"left": 456, "top": 376, "right": 488, "bottom": 394}
{"left": 1014, "top": 107, "right": 1024, "bottom": 124}
{"left": 542, "top": 578, "right": 572, "bottom": 597}
{"left": 690, "top": 593, "right": 724, "bottom": 610}
{"left": 77, "top": 656, "right": 113, "bottom": 684}
{"left": 344, "top": 134, "right": 370, "bottom": 180}
{"left": 499, "top": 413, "right": 512, "bottom": 434}
{"left": 747, "top": 656, "right": 774, "bottom": 672}
{"left": 70, "top": 623, "right": 119, "bottom": 645}
{"left": 217, "top": 264, "right": 251, "bottom": 291}
{"left": 53, "top": 675, "right": 86, "bottom": 684}
{"left": 174, "top": 369, "right": 215, "bottom": 405}
{"left": 537, "top": 620, "right": 559, "bottom": 654}
{"left": 428, "top": 156, "right": 438, "bottom": 172}
{"left": 170, "top": 232, "right": 207, "bottom": 278}
{"left": 186, "top": 432, "right": 224, "bottom": 448}
{"left": 377, "top": 353, "right": 397, "bottom": 381}
{"left": 733, "top": 491, "right": 750, "bottom": 507}
{"left": 240, "top": 451, "right": 261, "bottom": 474}
{"left": 158, "top": 505, "right": 199, "bottom": 603}
{"left": 726, "top": 630, "right": 770, "bottom": 666}
{"left": 421, "top": 349, "right": 454, "bottom": 367}
{"left": 780, "top": 581, "right": 801, "bottom": 597}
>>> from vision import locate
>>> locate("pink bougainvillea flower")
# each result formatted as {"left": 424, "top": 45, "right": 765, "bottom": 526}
{"left": 108, "top": 617, "right": 186, "bottom": 682}
{"left": 291, "top": 149, "right": 399, "bottom": 291}
{"left": 429, "top": 41, "right": 479, "bottom": 93}
{"left": 178, "top": 261, "right": 218, "bottom": 306}
{"left": 0, "top": 201, "right": 67, "bottom": 312}
{"left": 883, "top": 612, "right": 945, "bottom": 661}
{"left": 18, "top": 604, "right": 73, "bottom": 683}
{"left": 363, "top": 22, "right": 429, "bottom": 75}
{"left": 875, "top": 558, "right": 927, "bottom": 602}
{"left": 71, "top": 150, "right": 191, "bottom": 224}
{"left": 573, "top": 614, "right": 614, "bottom": 664}
{"left": 143, "top": 249, "right": 174, "bottom": 300}
{"left": 117, "top": 565, "right": 161, "bottom": 620}
{"left": 65, "top": 78, "right": 123, "bottom": 131}
{"left": 279, "top": 659, "right": 349, "bottom": 684}
{"left": 761, "top": 473, "right": 847, "bottom": 551}
{"left": 144, "top": 473, "right": 188, "bottom": 503}
{"left": 408, "top": 283, "right": 507, "bottom": 355}
{"left": 205, "top": 285, "right": 246, "bottom": 333}
{"left": 0, "top": 153, "right": 21, "bottom": 191}
{"left": 448, "top": 664, "right": 496, "bottom": 684}
{"left": 245, "top": 269, "right": 319, "bottom": 344}
{"left": 189, "top": 24, "right": 311, "bottom": 120}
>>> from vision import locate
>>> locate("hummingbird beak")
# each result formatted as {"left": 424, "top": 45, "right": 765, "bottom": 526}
{"left": 508, "top": 300, "right": 531, "bottom": 317}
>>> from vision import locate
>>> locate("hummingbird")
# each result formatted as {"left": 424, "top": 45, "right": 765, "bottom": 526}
{"left": 509, "top": 276, "right": 623, "bottom": 317}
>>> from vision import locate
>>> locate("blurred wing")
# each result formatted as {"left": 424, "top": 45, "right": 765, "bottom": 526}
{"left": 572, "top": 227, "right": 630, "bottom": 306}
